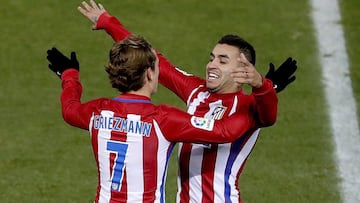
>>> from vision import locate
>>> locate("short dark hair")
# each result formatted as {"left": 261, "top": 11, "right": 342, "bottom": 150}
{"left": 217, "top": 34, "right": 256, "bottom": 65}
{"left": 105, "top": 35, "right": 156, "bottom": 93}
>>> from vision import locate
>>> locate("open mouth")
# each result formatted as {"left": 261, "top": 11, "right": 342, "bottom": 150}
{"left": 208, "top": 72, "right": 219, "bottom": 80}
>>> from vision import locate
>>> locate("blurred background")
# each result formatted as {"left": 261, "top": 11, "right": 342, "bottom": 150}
{"left": 0, "top": 0, "right": 359, "bottom": 202}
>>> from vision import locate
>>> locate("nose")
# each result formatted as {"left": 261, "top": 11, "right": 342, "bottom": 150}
{"left": 207, "top": 59, "right": 218, "bottom": 69}
{"left": 206, "top": 62, "right": 215, "bottom": 71}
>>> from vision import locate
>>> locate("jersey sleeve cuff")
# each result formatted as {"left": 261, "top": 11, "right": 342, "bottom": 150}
{"left": 96, "top": 12, "right": 112, "bottom": 29}
{"left": 252, "top": 77, "right": 275, "bottom": 96}
{"left": 61, "top": 69, "right": 79, "bottom": 81}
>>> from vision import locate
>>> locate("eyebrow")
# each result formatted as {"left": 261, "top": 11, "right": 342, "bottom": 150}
{"left": 210, "top": 53, "right": 230, "bottom": 59}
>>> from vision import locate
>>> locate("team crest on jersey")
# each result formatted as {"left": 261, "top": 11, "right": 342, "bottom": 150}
{"left": 191, "top": 116, "right": 214, "bottom": 131}
{"left": 210, "top": 106, "right": 227, "bottom": 120}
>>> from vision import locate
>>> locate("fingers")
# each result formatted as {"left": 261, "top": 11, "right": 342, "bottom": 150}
{"left": 275, "top": 75, "right": 296, "bottom": 93}
{"left": 90, "top": 0, "right": 98, "bottom": 8}
{"left": 231, "top": 53, "right": 263, "bottom": 87}
{"left": 268, "top": 62, "right": 275, "bottom": 73}
{"left": 284, "top": 57, "right": 292, "bottom": 64}
{"left": 237, "top": 53, "right": 251, "bottom": 67}
{"left": 230, "top": 65, "right": 248, "bottom": 85}
{"left": 274, "top": 57, "right": 298, "bottom": 78}
{"left": 231, "top": 68, "right": 262, "bottom": 87}
{"left": 98, "top": 3, "right": 105, "bottom": 10}
{"left": 231, "top": 72, "right": 262, "bottom": 88}
{"left": 47, "top": 48, "right": 58, "bottom": 61}
{"left": 47, "top": 47, "right": 58, "bottom": 53}
{"left": 78, "top": 4, "right": 92, "bottom": 20}
{"left": 78, "top": 0, "right": 105, "bottom": 13}
{"left": 77, "top": 6, "right": 87, "bottom": 17}
{"left": 78, "top": 0, "right": 104, "bottom": 22}
{"left": 231, "top": 68, "right": 250, "bottom": 81}
{"left": 70, "top": 52, "right": 77, "bottom": 61}
{"left": 235, "top": 53, "right": 252, "bottom": 75}
{"left": 288, "top": 75, "right": 296, "bottom": 83}
{"left": 82, "top": 1, "right": 92, "bottom": 10}
{"left": 286, "top": 60, "right": 297, "bottom": 76}
{"left": 269, "top": 63, "right": 275, "bottom": 70}
{"left": 47, "top": 47, "right": 69, "bottom": 63}
{"left": 278, "top": 57, "right": 292, "bottom": 70}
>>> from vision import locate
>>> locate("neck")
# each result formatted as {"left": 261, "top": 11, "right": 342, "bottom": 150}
{"left": 127, "top": 88, "right": 152, "bottom": 98}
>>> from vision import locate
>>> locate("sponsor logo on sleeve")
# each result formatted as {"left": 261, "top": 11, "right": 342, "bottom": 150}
{"left": 190, "top": 116, "right": 215, "bottom": 131}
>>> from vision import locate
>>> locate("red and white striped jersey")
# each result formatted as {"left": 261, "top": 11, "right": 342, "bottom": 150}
{"left": 176, "top": 90, "right": 263, "bottom": 203}
{"left": 96, "top": 13, "right": 278, "bottom": 203}
{"left": 157, "top": 63, "right": 276, "bottom": 203}
{"left": 60, "top": 69, "right": 255, "bottom": 203}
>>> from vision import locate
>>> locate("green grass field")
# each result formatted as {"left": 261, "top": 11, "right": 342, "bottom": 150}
{"left": 0, "top": 0, "right": 359, "bottom": 202}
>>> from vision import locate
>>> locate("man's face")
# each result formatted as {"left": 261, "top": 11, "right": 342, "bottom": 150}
{"left": 206, "top": 44, "right": 242, "bottom": 93}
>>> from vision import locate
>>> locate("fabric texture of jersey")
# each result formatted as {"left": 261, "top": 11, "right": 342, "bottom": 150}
{"left": 96, "top": 13, "right": 277, "bottom": 203}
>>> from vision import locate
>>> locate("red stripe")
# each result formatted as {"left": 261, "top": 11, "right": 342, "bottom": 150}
{"left": 115, "top": 170, "right": 127, "bottom": 202}
{"left": 143, "top": 128, "right": 158, "bottom": 202}
{"left": 201, "top": 145, "right": 217, "bottom": 203}
{"left": 178, "top": 143, "right": 192, "bottom": 203}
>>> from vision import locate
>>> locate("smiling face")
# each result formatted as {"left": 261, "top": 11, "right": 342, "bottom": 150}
{"left": 206, "top": 43, "right": 242, "bottom": 93}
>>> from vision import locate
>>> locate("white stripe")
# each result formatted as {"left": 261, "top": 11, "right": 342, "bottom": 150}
{"left": 229, "top": 129, "right": 259, "bottom": 202}
{"left": 125, "top": 114, "right": 144, "bottom": 202}
{"left": 310, "top": 0, "right": 360, "bottom": 202}
{"left": 153, "top": 120, "right": 172, "bottom": 203}
{"left": 98, "top": 110, "right": 114, "bottom": 203}
{"left": 176, "top": 143, "right": 183, "bottom": 203}
{"left": 188, "top": 145, "right": 204, "bottom": 201}
{"left": 213, "top": 143, "right": 231, "bottom": 203}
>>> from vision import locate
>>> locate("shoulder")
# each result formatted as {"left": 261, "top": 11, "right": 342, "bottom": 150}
{"left": 155, "top": 104, "right": 183, "bottom": 113}
{"left": 86, "top": 98, "right": 119, "bottom": 109}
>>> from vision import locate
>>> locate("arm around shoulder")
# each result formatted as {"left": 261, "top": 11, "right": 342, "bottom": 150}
{"left": 161, "top": 105, "right": 253, "bottom": 143}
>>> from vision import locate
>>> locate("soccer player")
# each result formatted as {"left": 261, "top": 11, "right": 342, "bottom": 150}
{"left": 77, "top": 1, "right": 295, "bottom": 202}
{"left": 46, "top": 35, "right": 275, "bottom": 202}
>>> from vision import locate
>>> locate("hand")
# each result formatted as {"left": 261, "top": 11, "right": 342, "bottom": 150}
{"left": 231, "top": 53, "right": 263, "bottom": 88}
{"left": 46, "top": 47, "right": 79, "bottom": 78}
{"left": 265, "top": 57, "right": 297, "bottom": 93}
{"left": 78, "top": 0, "right": 106, "bottom": 29}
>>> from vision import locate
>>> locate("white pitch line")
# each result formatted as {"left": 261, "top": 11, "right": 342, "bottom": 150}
{"left": 310, "top": 0, "right": 360, "bottom": 202}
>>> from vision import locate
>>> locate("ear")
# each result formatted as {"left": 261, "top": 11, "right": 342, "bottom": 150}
{"left": 145, "top": 67, "right": 153, "bottom": 81}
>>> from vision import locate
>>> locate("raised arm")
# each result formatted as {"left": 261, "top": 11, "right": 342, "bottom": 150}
{"left": 231, "top": 55, "right": 298, "bottom": 93}
{"left": 251, "top": 78, "right": 278, "bottom": 127}
{"left": 229, "top": 54, "right": 278, "bottom": 126}
{"left": 248, "top": 57, "right": 297, "bottom": 126}
{"left": 46, "top": 47, "right": 98, "bottom": 130}
{"left": 78, "top": 0, "right": 131, "bottom": 42}
{"left": 78, "top": 0, "right": 203, "bottom": 102}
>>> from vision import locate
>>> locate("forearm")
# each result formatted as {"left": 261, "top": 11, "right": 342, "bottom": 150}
{"left": 60, "top": 69, "right": 88, "bottom": 130}
{"left": 164, "top": 107, "right": 252, "bottom": 143}
{"left": 96, "top": 12, "right": 201, "bottom": 103}
{"left": 252, "top": 78, "right": 278, "bottom": 127}
{"left": 96, "top": 12, "right": 131, "bottom": 42}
